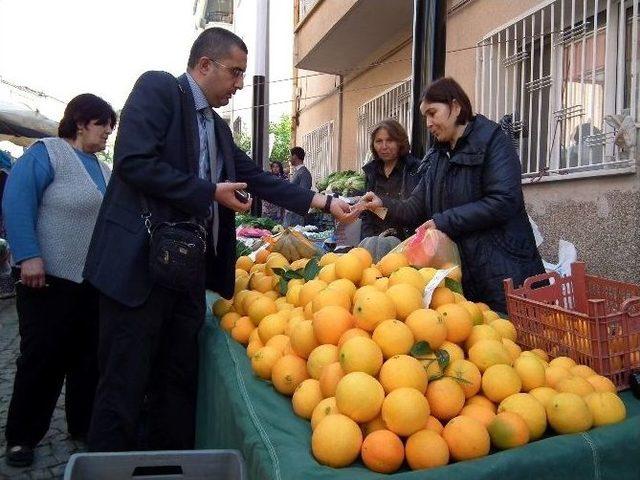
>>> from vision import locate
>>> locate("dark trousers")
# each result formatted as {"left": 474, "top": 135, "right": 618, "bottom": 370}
{"left": 87, "top": 282, "right": 205, "bottom": 452}
{"left": 5, "top": 276, "right": 99, "bottom": 447}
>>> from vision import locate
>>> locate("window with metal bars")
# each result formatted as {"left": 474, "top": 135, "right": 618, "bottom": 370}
{"left": 476, "top": 0, "right": 638, "bottom": 180}
{"left": 298, "top": 0, "right": 320, "bottom": 22}
{"left": 204, "top": 0, "right": 233, "bottom": 24}
{"left": 355, "top": 79, "right": 413, "bottom": 172}
{"left": 302, "top": 121, "right": 334, "bottom": 188}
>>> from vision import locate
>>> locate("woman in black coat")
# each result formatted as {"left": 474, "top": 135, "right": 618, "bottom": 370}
{"left": 356, "top": 78, "right": 544, "bottom": 313}
{"left": 360, "top": 119, "right": 420, "bottom": 240}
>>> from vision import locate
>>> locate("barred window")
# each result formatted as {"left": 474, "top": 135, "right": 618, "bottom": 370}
{"left": 356, "top": 79, "right": 413, "bottom": 172}
{"left": 476, "top": 0, "right": 638, "bottom": 180}
{"left": 302, "top": 121, "right": 334, "bottom": 189}
{"left": 204, "top": 0, "right": 233, "bottom": 24}
{"left": 298, "top": 0, "right": 320, "bottom": 22}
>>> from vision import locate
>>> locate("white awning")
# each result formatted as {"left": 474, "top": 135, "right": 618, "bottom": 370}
{"left": 0, "top": 99, "right": 58, "bottom": 145}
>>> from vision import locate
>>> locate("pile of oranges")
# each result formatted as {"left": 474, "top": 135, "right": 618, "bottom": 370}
{"left": 213, "top": 248, "right": 627, "bottom": 473}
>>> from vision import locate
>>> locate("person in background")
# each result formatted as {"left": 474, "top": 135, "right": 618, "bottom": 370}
{"left": 283, "top": 146, "right": 312, "bottom": 227}
{"left": 0, "top": 154, "right": 14, "bottom": 299}
{"left": 2, "top": 94, "right": 116, "bottom": 467}
{"left": 83, "top": 27, "right": 350, "bottom": 453}
{"left": 262, "top": 161, "right": 287, "bottom": 223}
{"left": 353, "top": 77, "right": 543, "bottom": 313}
{"left": 360, "top": 119, "right": 421, "bottom": 240}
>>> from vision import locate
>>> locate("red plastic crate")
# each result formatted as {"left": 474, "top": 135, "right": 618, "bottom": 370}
{"left": 504, "top": 262, "right": 640, "bottom": 390}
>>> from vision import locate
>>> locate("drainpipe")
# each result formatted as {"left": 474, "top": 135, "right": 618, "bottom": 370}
{"left": 251, "top": 0, "right": 270, "bottom": 216}
{"left": 410, "top": 0, "right": 446, "bottom": 159}
{"left": 291, "top": 68, "right": 299, "bottom": 158}
{"left": 336, "top": 74, "right": 343, "bottom": 171}
{"left": 291, "top": 1, "right": 299, "bottom": 155}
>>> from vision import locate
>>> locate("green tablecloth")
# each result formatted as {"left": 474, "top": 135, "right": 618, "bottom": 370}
{"left": 196, "top": 292, "right": 640, "bottom": 480}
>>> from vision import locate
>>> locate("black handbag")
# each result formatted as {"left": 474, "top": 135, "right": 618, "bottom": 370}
{"left": 141, "top": 195, "right": 207, "bottom": 292}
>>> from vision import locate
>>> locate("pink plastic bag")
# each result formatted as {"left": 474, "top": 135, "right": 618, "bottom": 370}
{"left": 391, "top": 225, "right": 460, "bottom": 269}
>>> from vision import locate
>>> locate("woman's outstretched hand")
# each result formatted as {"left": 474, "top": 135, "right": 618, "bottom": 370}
{"left": 357, "top": 191, "right": 383, "bottom": 210}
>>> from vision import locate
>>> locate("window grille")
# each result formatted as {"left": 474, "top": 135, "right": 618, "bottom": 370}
{"left": 356, "top": 79, "right": 413, "bottom": 171}
{"left": 476, "top": 0, "right": 638, "bottom": 180}
{"left": 302, "top": 121, "right": 334, "bottom": 188}
{"left": 299, "top": 0, "right": 320, "bottom": 22}
{"left": 204, "top": 0, "right": 233, "bottom": 24}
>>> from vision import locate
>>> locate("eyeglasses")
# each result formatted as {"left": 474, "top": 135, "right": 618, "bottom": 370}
{"left": 207, "top": 58, "right": 246, "bottom": 80}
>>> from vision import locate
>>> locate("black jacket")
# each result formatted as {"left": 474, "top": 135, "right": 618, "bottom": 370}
{"left": 383, "top": 115, "right": 544, "bottom": 312}
{"left": 361, "top": 154, "right": 421, "bottom": 239}
{"left": 84, "top": 72, "right": 313, "bottom": 306}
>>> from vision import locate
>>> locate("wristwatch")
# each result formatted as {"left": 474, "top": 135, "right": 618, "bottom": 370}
{"left": 322, "top": 195, "right": 333, "bottom": 214}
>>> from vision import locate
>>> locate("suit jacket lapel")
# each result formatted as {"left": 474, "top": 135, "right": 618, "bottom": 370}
{"left": 213, "top": 112, "right": 236, "bottom": 181}
{"left": 177, "top": 74, "right": 200, "bottom": 175}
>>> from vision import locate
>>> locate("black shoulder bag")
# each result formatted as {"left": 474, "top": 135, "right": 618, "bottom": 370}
{"left": 141, "top": 196, "right": 207, "bottom": 292}
{"left": 139, "top": 79, "right": 208, "bottom": 292}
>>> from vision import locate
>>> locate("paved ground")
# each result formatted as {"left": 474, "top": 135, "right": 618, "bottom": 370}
{"left": 0, "top": 298, "right": 86, "bottom": 480}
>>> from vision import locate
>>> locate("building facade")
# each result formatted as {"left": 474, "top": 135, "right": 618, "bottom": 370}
{"left": 194, "top": 0, "right": 257, "bottom": 137}
{"left": 292, "top": 0, "right": 640, "bottom": 283}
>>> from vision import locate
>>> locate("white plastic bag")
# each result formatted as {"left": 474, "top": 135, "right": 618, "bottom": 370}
{"left": 422, "top": 266, "right": 459, "bottom": 308}
{"left": 529, "top": 216, "right": 577, "bottom": 277}
{"left": 543, "top": 240, "right": 577, "bottom": 277}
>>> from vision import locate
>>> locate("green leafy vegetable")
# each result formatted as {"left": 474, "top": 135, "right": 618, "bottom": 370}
{"left": 235, "top": 240, "right": 251, "bottom": 258}
{"left": 316, "top": 170, "right": 365, "bottom": 195}
{"left": 235, "top": 214, "right": 278, "bottom": 230}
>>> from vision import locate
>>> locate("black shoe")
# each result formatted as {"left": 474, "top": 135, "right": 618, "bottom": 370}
{"left": 5, "top": 445, "right": 34, "bottom": 467}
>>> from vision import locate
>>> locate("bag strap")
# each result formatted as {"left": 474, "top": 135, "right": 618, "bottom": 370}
{"left": 139, "top": 193, "right": 152, "bottom": 235}
{"left": 139, "top": 77, "right": 199, "bottom": 234}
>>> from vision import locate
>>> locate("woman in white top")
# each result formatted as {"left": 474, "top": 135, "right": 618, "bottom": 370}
{"left": 2, "top": 93, "right": 116, "bottom": 467}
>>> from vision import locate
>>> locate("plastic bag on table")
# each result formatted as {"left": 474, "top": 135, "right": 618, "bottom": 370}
{"left": 391, "top": 224, "right": 460, "bottom": 269}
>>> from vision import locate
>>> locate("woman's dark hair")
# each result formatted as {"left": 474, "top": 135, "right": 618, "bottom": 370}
{"left": 58, "top": 94, "right": 117, "bottom": 140}
{"left": 369, "top": 119, "right": 410, "bottom": 159}
{"left": 420, "top": 77, "right": 474, "bottom": 125}
{"left": 270, "top": 161, "right": 284, "bottom": 176}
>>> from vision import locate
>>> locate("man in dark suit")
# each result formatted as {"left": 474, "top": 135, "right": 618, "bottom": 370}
{"left": 84, "top": 28, "right": 350, "bottom": 452}
{"left": 283, "top": 146, "right": 313, "bottom": 227}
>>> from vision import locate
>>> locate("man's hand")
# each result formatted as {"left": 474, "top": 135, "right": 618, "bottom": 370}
{"left": 20, "top": 257, "right": 46, "bottom": 288}
{"left": 214, "top": 182, "right": 252, "bottom": 213}
{"left": 310, "top": 194, "right": 354, "bottom": 223}
{"left": 340, "top": 201, "right": 364, "bottom": 224}
{"left": 330, "top": 197, "right": 353, "bottom": 223}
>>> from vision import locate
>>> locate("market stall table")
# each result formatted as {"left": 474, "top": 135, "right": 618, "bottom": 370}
{"left": 196, "top": 293, "right": 640, "bottom": 480}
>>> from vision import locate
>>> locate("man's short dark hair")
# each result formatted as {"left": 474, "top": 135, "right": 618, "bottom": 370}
{"left": 188, "top": 27, "right": 248, "bottom": 69}
{"left": 290, "top": 146, "right": 305, "bottom": 161}
{"left": 58, "top": 93, "right": 117, "bottom": 140}
{"left": 420, "top": 77, "right": 474, "bottom": 125}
